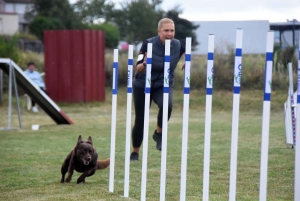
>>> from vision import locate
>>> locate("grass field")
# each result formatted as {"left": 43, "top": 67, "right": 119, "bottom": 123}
{"left": 0, "top": 88, "right": 294, "bottom": 201}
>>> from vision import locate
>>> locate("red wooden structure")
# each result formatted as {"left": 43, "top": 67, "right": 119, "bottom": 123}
{"left": 44, "top": 30, "right": 105, "bottom": 102}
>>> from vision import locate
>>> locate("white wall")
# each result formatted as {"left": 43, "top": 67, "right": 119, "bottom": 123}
{"left": 192, "top": 20, "right": 270, "bottom": 54}
{"left": 0, "top": 13, "right": 19, "bottom": 35}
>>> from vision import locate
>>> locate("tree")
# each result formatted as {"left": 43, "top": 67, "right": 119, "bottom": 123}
{"left": 25, "top": 0, "right": 84, "bottom": 29}
{"left": 165, "top": 6, "right": 199, "bottom": 50}
{"left": 89, "top": 23, "right": 120, "bottom": 48}
{"left": 29, "top": 16, "right": 66, "bottom": 41}
{"left": 110, "top": 0, "right": 164, "bottom": 45}
{"left": 72, "top": 0, "right": 115, "bottom": 24}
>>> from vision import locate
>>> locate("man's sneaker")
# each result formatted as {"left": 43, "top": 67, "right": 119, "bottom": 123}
{"left": 152, "top": 130, "right": 162, "bottom": 151}
{"left": 130, "top": 152, "right": 139, "bottom": 161}
{"left": 32, "top": 106, "right": 38, "bottom": 113}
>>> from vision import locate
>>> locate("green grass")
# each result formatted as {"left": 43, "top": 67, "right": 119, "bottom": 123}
{"left": 0, "top": 88, "right": 294, "bottom": 200}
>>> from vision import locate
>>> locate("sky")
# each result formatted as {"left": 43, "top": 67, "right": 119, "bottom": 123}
{"left": 69, "top": 0, "right": 300, "bottom": 22}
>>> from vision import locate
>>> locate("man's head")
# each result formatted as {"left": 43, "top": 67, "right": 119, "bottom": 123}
{"left": 157, "top": 18, "right": 175, "bottom": 44}
{"left": 27, "top": 62, "right": 35, "bottom": 72}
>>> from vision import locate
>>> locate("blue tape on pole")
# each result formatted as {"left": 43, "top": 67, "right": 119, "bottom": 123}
{"left": 128, "top": 59, "right": 133, "bottom": 65}
{"left": 235, "top": 48, "right": 242, "bottom": 57}
{"left": 147, "top": 58, "right": 152, "bottom": 64}
{"left": 127, "top": 88, "right": 132, "bottom": 93}
{"left": 164, "top": 87, "right": 169, "bottom": 93}
{"left": 206, "top": 88, "right": 213, "bottom": 95}
{"left": 234, "top": 86, "right": 240, "bottom": 94}
{"left": 185, "top": 54, "right": 191, "bottom": 62}
{"left": 298, "top": 95, "right": 300, "bottom": 104}
{"left": 114, "top": 62, "right": 118, "bottom": 68}
{"left": 184, "top": 87, "right": 190, "bottom": 94}
{"left": 208, "top": 53, "right": 214, "bottom": 60}
{"left": 145, "top": 87, "right": 151, "bottom": 93}
{"left": 264, "top": 93, "right": 271, "bottom": 101}
{"left": 165, "top": 55, "right": 170, "bottom": 62}
{"left": 266, "top": 53, "right": 273, "bottom": 61}
{"left": 113, "top": 62, "right": 118, "bottom": 94}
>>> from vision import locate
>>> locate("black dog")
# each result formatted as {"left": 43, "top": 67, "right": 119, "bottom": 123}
{"left": 60, "top": 135, "right": 110, "bottom": 184}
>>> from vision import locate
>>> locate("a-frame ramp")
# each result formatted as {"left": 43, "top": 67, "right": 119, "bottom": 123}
{"left": 0, "top": 58, "right": 73, "bottom": 125}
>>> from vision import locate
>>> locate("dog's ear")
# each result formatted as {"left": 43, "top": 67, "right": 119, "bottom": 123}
{"left": 77, "top": 135, "right": 83, "bottom": 144}
{"left": 87, "top": 136, "right": 93, "bottom": 145}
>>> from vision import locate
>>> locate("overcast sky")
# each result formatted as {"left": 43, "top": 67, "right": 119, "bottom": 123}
{"left": 69, "top": 0, "right": 299, "bottom": 22}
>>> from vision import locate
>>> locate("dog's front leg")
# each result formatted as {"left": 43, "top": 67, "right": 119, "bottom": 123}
{"left": 65, "top": 155, "right": 75, "bottom": 183}
{"left": 77, "top": 167, "right": 96, "bottom": 184}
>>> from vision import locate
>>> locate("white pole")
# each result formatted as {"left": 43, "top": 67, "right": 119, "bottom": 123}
{"left": 109, "top": 49, "right": 119, "bottom": 193}
{"left": 295, "top": 36, "right": 300, "bottom": 201}
{"left": 202, "top": 34, "right": 215, "bottom": 201}
{"left": 229, "top": 29, "right": 243, "bottom": 201}
{"left": 141, "top": 43, "right": 153, "bottom": 201}
{"left": 259, "top": 31, "right": 274, "bottom": 201}
{"left": 179, "top": 37, "right": 192, "bottom": 201}
{"left": 124, "top": 45, "right": 133, "bottom": 197}
{"left": 160, "top": 39, "right": 171, "bottom": 201}
{"left": 288, "top": 62, "right": 296, "bottom": 146}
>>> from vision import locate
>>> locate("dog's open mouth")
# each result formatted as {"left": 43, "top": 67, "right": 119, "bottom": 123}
{"left": 81, "top": 158, "right": 90, "bottom": 165}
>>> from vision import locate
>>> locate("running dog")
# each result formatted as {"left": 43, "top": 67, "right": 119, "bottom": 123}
{"left": 60, "top": 135, "right": 110, "bottom": 184}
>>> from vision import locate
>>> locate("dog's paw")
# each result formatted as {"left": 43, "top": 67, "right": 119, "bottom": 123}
{"left": 65, "top": 177, "right": 72, "bottom": 183}
{"left": 60, "top": 179, "right": 64, "bottom": 183}
{"left": 77, "top": 177, "right": 85, "bottom": 184}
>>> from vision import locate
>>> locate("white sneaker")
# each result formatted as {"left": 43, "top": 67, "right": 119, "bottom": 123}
{"left": 32, "top": 106, "right": 38, "bottom": 113}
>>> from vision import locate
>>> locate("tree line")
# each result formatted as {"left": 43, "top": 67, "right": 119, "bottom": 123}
{"left": 25, "top": 0, "right": 199, "bottom": 49}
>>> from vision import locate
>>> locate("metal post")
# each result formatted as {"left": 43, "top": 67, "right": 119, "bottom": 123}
{"left": 12, "top": 66, "right": 22, "bottom": 128}
{"left": 7, "top": 62, "right": 12, "bottom": 129}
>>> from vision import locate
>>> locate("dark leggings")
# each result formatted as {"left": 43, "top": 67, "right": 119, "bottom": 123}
{"left": 132, "top": 84, "right": 174, "bottom": 148}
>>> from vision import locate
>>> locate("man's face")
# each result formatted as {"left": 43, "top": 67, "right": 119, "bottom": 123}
{"left": 28, "top": 64, "right": 35, "bottom": 72}
{"left": 158, "top": 22, "right": 175, "bottom": 44}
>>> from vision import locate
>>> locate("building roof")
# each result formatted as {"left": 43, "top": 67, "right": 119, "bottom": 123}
{"left": 5, "top": 0, "right": 33, "bottom": 3}
{"left": 270, "top": 21, "right": 300, "bottom": 32}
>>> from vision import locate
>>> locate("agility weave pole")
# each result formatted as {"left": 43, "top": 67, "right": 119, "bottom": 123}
{"left": 159, "top": 39, "right": 171, "bottom": 201}
{"left": 202, "top": 34, "right": 215, "bottom": 201}
{"left": 141, "top": 43, "right": 153, "bottom": 201}
{"left": 295, "top": 36, "right": 300, "bottom": 201}
{"left": 229, "top": 28, "right": 243, "bottom": 201}
{"left": 109, "top": 49, "right": 118, "bottom": 192}
{"left": 259, "top": 31, "right": 274, "bottom": 201}
{"left": 124, "top": 45, "right": 133, "bottom": 197}
{"left": 179, "top": 37, "right": 192, "bottom": 201}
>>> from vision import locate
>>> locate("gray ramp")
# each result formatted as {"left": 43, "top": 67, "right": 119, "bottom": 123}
{"left": 0, "top": 58, "right": 73, "bottom": 125}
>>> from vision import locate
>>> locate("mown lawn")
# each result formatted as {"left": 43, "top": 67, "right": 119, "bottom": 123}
{"left": 0, "top": 88, "right": 294, "bottom": 201}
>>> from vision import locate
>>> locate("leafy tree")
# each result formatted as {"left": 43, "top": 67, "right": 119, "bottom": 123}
{"left": 25, "top": 0, "right": 84, "bottom": 29}
{"left": 89, "top": 23, "right": 120, "bottom": 48}
{"left": 72, "top": 0, "right": 115, "bottom": 24}
{"left": 165, "top": 6, "right": 199, "bottom": 50}
{"left": 0, "top": 34, "right": 20, "bottom": 62}
{"left": 110, "top": 0, "right": 164, "bottom": 45}
{"left": 29, "top": 16, "right": 65, "bottom": 41}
